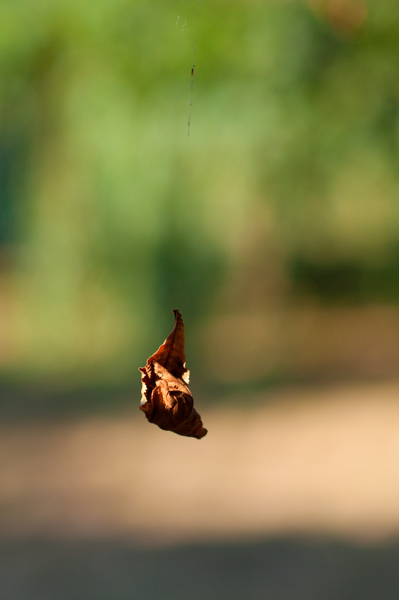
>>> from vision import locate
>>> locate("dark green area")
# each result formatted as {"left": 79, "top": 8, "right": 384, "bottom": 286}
{"left": 2, "top": 535, "right": 399, "bottom": 600}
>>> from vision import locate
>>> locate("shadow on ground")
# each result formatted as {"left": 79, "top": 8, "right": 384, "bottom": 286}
{"left": 2, "top": 536, "right": 399, "bottom": 600}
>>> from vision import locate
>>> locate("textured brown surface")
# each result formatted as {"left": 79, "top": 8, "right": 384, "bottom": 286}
{"left": 143, "top": 310, "right": 189, "bottom": 383}
{"left": 139, "top": 310, "right": 207, "bottom": 439}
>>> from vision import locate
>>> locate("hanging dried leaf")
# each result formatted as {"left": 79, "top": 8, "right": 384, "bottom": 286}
{"left": 139, "top": 310, "right": 207, "bottom": 439}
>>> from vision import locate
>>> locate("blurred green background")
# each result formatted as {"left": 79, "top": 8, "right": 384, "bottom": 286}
{"left": 1, "top": 0, "right": 399, "bottom": 404}
{"left": 4, "top": 3, "right": 399, "bottom": 598}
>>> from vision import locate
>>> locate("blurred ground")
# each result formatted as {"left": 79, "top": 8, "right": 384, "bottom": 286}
{"left": 2, "top": 379, "right": 399, "bottom": 543}
{"left": 3, "top": 536, "right": 399, "bottom": 600}
{"left": 3, "top": 379, "right": 399, "bottom": 599}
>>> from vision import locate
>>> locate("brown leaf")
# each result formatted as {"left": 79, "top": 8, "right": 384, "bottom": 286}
{"left": 139, "top": 310, "right": 207, "bottom": 439}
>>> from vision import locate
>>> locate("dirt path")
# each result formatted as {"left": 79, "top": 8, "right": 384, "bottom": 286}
{"left": 2, "top": 379, "right": 399, "bottom": 543}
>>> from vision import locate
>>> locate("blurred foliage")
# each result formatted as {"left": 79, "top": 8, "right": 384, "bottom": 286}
{"left": 1, "top": 0, "right": 399, "bottom": 385}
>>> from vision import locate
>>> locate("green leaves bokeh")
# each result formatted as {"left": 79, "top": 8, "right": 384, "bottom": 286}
{"left": 1, "top": 0, "right": 399, "bottom": 384}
